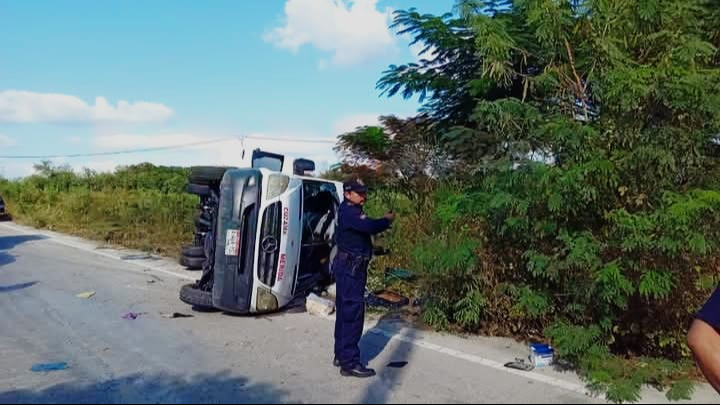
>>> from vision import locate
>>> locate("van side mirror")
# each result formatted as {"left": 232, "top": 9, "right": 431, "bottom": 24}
{"left": 294, "top": 159, "right": 316, "bottom": 175}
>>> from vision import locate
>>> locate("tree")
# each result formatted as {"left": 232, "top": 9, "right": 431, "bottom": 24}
{"left": 335, "top": 115, "right": 445, "bottom": 210}
{"left": 375, "top": 0, "right": 720, "bottom": 400}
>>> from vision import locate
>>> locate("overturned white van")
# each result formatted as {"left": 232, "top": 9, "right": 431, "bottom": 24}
{"left": 179, "top": 150, "right": 342, "bottom": 314}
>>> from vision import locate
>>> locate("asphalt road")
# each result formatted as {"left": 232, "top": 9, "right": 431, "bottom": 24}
{"left": 0, "top": 223, "right": 716, "bottom": 404}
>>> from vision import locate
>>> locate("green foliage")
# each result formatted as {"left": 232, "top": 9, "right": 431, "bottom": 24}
{"left": 411, "top": 225, "right": 485, "bottom": 331}
{"left": 0, "top": 162, "right": 195, "bottom": 255}
{"left": 332, "top": 0, "right": 720, "bottom": 401}
{"left": 547, "top": 322, "right": 696, "bottom": 403}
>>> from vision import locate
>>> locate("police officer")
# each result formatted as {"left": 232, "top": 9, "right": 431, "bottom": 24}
{"left": 688, "top": 286, "right": 720, "bottom": 393}
{"left": 333, "top": 179, "right": 395, "bottom": 378}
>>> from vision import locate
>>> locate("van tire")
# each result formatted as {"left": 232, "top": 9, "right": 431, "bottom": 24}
{"left": 182, "top": 245, "right": 205, "bottom": 258}
{"left": 187, "top": 183, "right": 211, "bottom": 197}
{"left": 189, "top": 166, "right": 234, "bottom": 186}
{"left": 180, "top": 284, "right": 214, "bottom": 309}
{"left": 180, "top": 255, "right": 205, "bottom": 270}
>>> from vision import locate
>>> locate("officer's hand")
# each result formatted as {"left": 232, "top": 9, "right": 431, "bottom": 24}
{"left": 384, "top": 211, "right": 396, "bottom": 222}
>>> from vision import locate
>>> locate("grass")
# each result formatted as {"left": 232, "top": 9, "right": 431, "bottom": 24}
{"left": 3, "top": 189, "right": 198, "bottom": 257}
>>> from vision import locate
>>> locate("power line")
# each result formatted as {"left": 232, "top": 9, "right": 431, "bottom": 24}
{"left": 245, "top": 135, "right": 336, "bottom": 144}
{"left": 0, "top": 137, "right": 237, "bottom": 160}
{"left": 0, "top": 135, "right": 337, "bottom": 160}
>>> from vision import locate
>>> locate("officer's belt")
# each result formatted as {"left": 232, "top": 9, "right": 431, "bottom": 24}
{"left": 337, "top": 250, "right": 371, "bottom": 261}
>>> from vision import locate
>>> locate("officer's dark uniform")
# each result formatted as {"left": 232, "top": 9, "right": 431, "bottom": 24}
{"left": 698, "top": 287, "right": 720, "bottom": 329}
{"left": 333, "top": 181, "right": 391, "bottom": 376}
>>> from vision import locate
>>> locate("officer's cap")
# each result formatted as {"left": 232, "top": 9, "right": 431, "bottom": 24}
{"left": 343, "top": 179, "right": 368, "bottom": 194}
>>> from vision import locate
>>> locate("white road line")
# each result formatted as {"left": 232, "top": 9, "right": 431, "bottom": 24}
{"left": 0, "top": 222, "right": 196, "bottom": 281}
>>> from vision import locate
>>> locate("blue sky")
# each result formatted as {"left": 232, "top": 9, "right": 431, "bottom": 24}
{"left": 0, "top": 0, "right": 454, "bottom": 178}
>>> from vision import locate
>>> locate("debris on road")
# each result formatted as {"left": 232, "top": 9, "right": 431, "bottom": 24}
{"left": 121, "top": 254, "right": 153, "bottom": 261}
{"left": 306, "top": 293, "right": 335, "bottom": 317}
{"left": 366, "top": 290, "right": 409, "bottom": 309}
{"left": 160, "top": 312, "right": 194, "bottom": 319}
{"left": 76, "top": 291, "right": 96, "bottom": 299}
{"left": 146, "top": 279, "right": 156, "bottom": 284}
{"left": 31, "top": 362, "right": 69, "bottom": 373}
{"left": 122, "top": 312, "right": 146, "bottom": 320}
{"left": 529, "top": 343, "right": 555, "bottom": 368}
{"left": 387, "top": 361, "right": 408, "bottom": 368}
{"left": 325, "top": 284, "right": 337, "bottom": 301}
{"left": 385, "top": 268, "right": 416, "bottom": 283}
{"left": 504, "top": 358, "right": 534, "bottom": 372}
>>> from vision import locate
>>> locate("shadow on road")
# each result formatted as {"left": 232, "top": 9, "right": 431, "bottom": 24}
{"left": 0, "top": 234, "right": 47, "bottom": 267}
{"left": 359, "top": 311, "right": 418, "bottom": 404}
{"left": 0, "top": 371, "right": 289, "bottom": 404}
{"left": 0, "top": 281, "right": 38, "bottom": 293}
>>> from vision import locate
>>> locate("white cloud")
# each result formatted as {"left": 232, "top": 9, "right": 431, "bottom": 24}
{"left": 266, "top": 0, "right": 395, "bottom": 66}
{"left": 332, "top": 113, "right": 381, "bottom": 135}
{"left": 0, "top": 134, "right": 17, "bottom": 147}
{"left": 0, "top": 90, "right": 173, "bottom": 124}
{"left": 65, "top": 136, "right": 83, "bottom": 144}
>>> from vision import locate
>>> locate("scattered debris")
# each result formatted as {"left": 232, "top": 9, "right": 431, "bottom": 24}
{"left": 387, "top": 361, "right": 408, "bottom": 369}
{"left": 529, "top": 343, "right": 555, "bottom": 368}
{"left": 76, "top": 291, "right": 96, "bottom": 299}
{"left": 122, "top": 312, "right": 146, "bottom": 320}
{"left": 385, "top": 268, "right": 416, "bottom": 282}
{"left": 306, "top": 293, "right": 335, "bottom": 317}
{"left": 31, "top": 362, "right": 69, "bottom": 373}
{"left": 121, "top": 254, "right": 152, "bottom": 261}
{"left": 146, "top": 280, "right": 156, "bottom": 284}
{"left": 160, "top": 312, "right": 194, "bottom": 319}
{"left": 325, "top": 284, "right": 337, "bottom": 301}
{"left": 366, "top": 290, "right": 410, "bottom": 309}
{"left": 504, "top": 358, "right": 534, "bottom": 372}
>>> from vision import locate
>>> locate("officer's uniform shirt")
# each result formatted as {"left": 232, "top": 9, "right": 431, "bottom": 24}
{"left": 336, "top": 201, "right": 391, "bottom": 257}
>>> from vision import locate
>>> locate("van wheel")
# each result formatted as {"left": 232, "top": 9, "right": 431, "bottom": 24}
{"left": 187, "top": 183, "right": 211, "bottom": 197}
{"left": 189, "top": 166, "right": 234, "bottom": 186}
{"left": 180, "top": 283, "right": 214, "bottom": 310}
{"left": 180, "top": 255, "right": 205, "bottom": 270}
{"left": 182, "top": 245, "right": 205, "bottom": 258}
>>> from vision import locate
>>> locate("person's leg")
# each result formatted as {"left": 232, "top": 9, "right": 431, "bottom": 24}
{"left": 688, "top": 319, "right": 720, "bottom": 393}
{"left": 336, "top": 258, "right": 360, "bottom": 369}
{"left": 338, "top": 259, "right": 374, "bottom": 377}
{"left": 340, "top": 260, "right": 375, "bottom": 376}
{"left": 347, "top": 264, "right": 368, "bottom": 365}
{"left": 333, "top": 256, "right": 346, "bottom": 362}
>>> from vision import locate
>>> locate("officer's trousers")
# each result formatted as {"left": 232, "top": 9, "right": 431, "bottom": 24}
{"left": 333, "top": 251, "right": 369, "bottom": 369}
